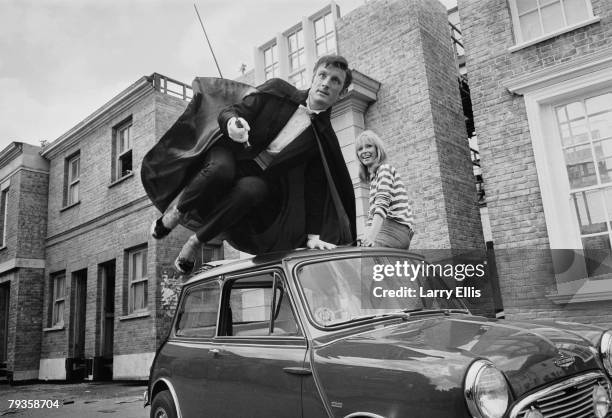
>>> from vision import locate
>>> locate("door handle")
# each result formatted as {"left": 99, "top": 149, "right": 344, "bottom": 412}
{"left": 209, "top": 348, "right": 220, "bottom": 356}
{"left": 283, "top": 367, "right": 312, "bottom": 376}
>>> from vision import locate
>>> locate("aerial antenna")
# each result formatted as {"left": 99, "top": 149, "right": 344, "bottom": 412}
{"left": 193, "top": 3, "right": 224, "bottom": 78}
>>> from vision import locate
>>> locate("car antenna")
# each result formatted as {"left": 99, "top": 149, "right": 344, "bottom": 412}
{"left": 193, "top": 3, "right": 224, "bottom": 79}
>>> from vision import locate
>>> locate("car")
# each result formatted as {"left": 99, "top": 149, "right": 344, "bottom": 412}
{"left": 145, "top": 247, "right": 612, "bottom": 418}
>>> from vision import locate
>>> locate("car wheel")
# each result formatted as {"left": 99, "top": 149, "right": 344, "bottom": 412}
{"left": 150, "top": 390, "right": 177, "bottom": 418}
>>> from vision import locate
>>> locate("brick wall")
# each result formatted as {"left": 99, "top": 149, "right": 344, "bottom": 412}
{"left": 12, "top": 268, "right": 44, "bottom": 378}
{"left": 41, "top": 89, "right": 195, "bottom": 372}
{"left": 337, "top": 0, "right": 484, "bottom": 250}
{"left": 458, "top": 0, "right": 612, "bottom": 326}
{"left": 16, "top": 170, "right": 48, "bottom": 259}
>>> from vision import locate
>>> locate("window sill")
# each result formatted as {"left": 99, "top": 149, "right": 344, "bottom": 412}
{"left": 43, "top": 325, "right": 65, "bottom": 332}
{"left": 509, "top": 16, "right": 601, "bottom": 53}
{"left": 60, "top": 201, "right": 80, "bottom": 212}
{"left": 119, "top": 311, "right": 150, "bottom": 321}
{"left": 108, "top": 172, "right": 134, "bottom": 189}
{"left": 546, "top": 277, "right": 612, "bottom": 304}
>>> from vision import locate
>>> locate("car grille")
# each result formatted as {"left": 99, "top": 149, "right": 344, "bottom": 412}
{"left": 511, "top": 371, "right": 612, "bottom": 418}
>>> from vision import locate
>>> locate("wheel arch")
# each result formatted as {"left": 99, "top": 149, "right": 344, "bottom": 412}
{"left": 151, "top": 378, "right": 183, "bottom": 418}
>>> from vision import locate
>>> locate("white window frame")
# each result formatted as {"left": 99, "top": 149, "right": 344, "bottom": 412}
{"left": 66, "top": 153, "right": 80, "bottom": 206}
{"left": 504, "top": 49, "right": 612, "bottom": 302}
{"left": 313, "top": 11, "right": 336, "bottom": 58}
{"left": 114, "top": 120, "right": 133, "bottom": 180}
{"left": 287, "top": 28, "right": 307, "bottom": 89}
{"left": 128, "top": 246, "right": 148, "bottom": 314}
{"left": 508, "top": 0, "right": 599, "bottom": 52}
{"left": 51, "top": 273, "right": 66, "bottom": 327}
{"left": 263, "top": 43, "right": 279, "bottom": 81}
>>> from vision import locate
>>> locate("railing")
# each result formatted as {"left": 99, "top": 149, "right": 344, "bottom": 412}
{"left": 150, "top": 73, "right": 193, "bottom": 101}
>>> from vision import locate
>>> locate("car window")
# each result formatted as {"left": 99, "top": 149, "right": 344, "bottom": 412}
{"left": 297, "top": 255, "right": 465, "bottom": 327}
{"left": 220, "top": 272, "right": 300, "bottom": 337}
{"left": 175, "top": 281, "right": 220, "bottom": 338}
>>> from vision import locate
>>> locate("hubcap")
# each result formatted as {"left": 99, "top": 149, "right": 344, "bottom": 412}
{"left": 154, "top": 406, "right": 168, "bottom": 418}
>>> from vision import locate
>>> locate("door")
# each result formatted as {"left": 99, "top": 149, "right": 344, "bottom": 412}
{"left": 99, "top": 261, "right": 115, "bottom": 380}
{"left": 0, "top": 283, "right": 9, "bottom": 372}
{"left": 208, "top": 271, "right": 307, "bottom": 418}
{"left": 69, "top": 270, "right": 87, "bottom": 380}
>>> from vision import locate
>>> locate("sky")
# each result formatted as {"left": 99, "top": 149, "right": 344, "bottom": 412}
{"left": 0, "top": 0, "right": 455, "bottom": 152}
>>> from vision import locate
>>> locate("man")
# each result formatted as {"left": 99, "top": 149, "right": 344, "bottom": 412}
{"left": 142, "top": 55, "right": 356, "bottom": 274}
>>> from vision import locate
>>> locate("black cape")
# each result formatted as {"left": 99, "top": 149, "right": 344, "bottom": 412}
{"left": 141, "top": 77, "right": 356, "bottom": 254}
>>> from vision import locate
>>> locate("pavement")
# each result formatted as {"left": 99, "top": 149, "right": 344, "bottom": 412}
{"left": 0, "top": 381, "right": 149, "bottom": 417}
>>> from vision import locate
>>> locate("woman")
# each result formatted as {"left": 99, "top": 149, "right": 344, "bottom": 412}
{"left": 355, "top": 130, "right": 414, "bottom": 249}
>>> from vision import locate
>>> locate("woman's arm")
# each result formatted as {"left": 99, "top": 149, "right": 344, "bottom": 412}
{"left": 363, "top": 165, "right": 393, "bottom": 246}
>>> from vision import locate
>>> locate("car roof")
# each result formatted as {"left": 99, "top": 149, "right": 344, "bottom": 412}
{"left": 184, "top": 246, "right": 426, "bottom": 285}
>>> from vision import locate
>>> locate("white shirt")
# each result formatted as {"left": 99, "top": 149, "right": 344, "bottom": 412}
{"left": 254, "top": 104, "right": 323, "bottom": 170}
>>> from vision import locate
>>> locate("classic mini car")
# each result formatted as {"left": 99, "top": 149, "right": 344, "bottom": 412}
{"left": 145, "top": 247, "right": 612, "bottom": 418}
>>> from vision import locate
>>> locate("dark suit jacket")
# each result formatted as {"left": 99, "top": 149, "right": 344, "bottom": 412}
{"left": 142, "top": 77, "right": 356, "bottom": 254}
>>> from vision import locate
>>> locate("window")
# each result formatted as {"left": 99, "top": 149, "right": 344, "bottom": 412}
{"left": 51, "top": 272, "right": 66, "bottom": 327}
{"left": 65, "top": 153, "right": 80, "bottom": 206}
{"left": 220, "top": 273, "right": 300, "bottom": 337}
{"left": 0, "top": 187, "right": 8, "bottom": 247}
{"left": 504, "top": 51, "right": 612, "bottom": 301}
{"left": 287, "top": 29, "right": 306, "bottom": 89}
{"left": 176, "top": 281, "right": 220, "bottom": 338}
{"left": 113, "top": 119, "right": 133, "bottom": 180}
{"left": 314, "top": 12, "right": 336, "bottom": 57}
{"left": 202, "top": 244, "right": 223, "bottom": 264}
{"left": 509, "top": 0, "right": 596, "bottom": 46}
{"left": 556, "top": 92, "right": 612, "bottom": 276}
{"left": 128, "top": 246, "right": 148, "bottom": 313}
{"left": 263, "top": 44, "right": 279, "bottom": 81}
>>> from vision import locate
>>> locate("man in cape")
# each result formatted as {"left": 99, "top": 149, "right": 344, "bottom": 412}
{"left": 141, "top": 55, "right": 356, "bottom": 274}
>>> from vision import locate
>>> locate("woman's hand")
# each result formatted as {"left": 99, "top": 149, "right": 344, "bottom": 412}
{"left": 361, "top": 237, "right": 375, "bottom": 247}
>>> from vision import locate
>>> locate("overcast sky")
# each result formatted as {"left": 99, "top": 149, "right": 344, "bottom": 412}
{"left": 0, "top": 0, "right": 455, "bottom": 152}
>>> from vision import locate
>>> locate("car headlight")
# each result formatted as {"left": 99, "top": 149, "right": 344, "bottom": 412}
{"left": 464, "top": 360, "right": 510, "bottom": 418}
{"left": 601, "top": 330, "right": 612, "bottom": 376}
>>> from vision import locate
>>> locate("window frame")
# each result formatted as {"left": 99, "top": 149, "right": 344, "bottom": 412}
{"left": 218, "top": 269, "right": 303, "bottom": 339}
{"left": 51, "top": 272, "right": 66, "bottom": 328}
{"left": 127, "top": 246, "right": 148, "bottom": 314}
{"left": 263, "top": 43, "right": 279, "bottom": 81}
{"left": 65, "top": 152, "right": 80, "bottom": 206}
{"left": 112, "top": 117, "right": 133, "bottom": 181}
{"left": 287, "top": 28, "right": 307, "bottom": 89}
{"left": 174, "top": 279, "right": 222, "bottom": 339}
{"left": 504, "top": 50, "right": 612, "bottom": 302}
{"left": 313, "top": 11, "right": 336, "bottom": 58}
{"left": 0, "top": 183, "right": 9, "bottom": 248}
{"left": 508, "top": 0, "right": 599, "bottom": 52}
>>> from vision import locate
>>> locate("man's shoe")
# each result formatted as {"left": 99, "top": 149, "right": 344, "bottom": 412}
{"left": 150, "top": 217, "right": 172, "bottom": 239}
{"left": 174, "top": 257, "right": 195, "bottom": 275}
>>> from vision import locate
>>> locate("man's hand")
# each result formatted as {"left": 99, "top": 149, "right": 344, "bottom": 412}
{"left": 227, "top": 117, "right": 250, "bottom": 143}
{"left": 307, "top": 234, "right": 337, "bottom": 250}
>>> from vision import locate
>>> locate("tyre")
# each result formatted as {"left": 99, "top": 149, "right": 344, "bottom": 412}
{"left": 150, "top": 389, "right": 177, "bottom": 418}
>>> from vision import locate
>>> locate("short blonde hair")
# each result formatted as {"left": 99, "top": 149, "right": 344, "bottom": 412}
{"left": 355, "top": 130, "right": 387, "bottom": 182}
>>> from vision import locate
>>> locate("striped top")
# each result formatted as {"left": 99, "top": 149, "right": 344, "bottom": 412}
{"left": 367, "top": 164, "right": 414, "bottom": 228}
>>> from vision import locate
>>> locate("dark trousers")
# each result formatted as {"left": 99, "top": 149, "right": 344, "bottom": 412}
{"left": 177, "top": 145, "right": 269, "bottom": 243}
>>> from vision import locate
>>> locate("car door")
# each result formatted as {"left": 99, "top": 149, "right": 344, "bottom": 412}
{"left": 165, "top": 278, "right": 223, "bottom": 418}
{"left": 206, "top": 269, "right": 308, "bottom": 418}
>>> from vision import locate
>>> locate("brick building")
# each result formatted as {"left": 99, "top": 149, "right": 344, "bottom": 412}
{"left": 458, "top": 0, "right": 612, "bottom": 326}
{"left": 36, "top": 74, "right": 227, "bottom": 381}
{"left": 0, "top": 142, "right": 49, "bottom": 381}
